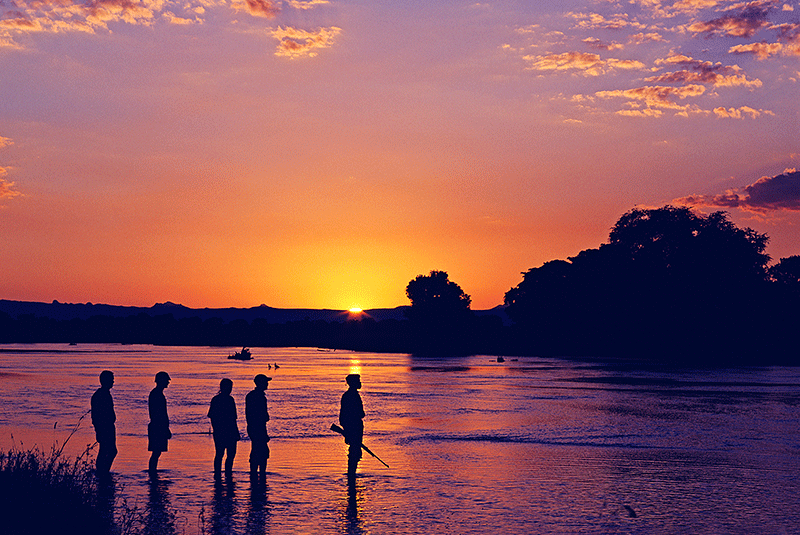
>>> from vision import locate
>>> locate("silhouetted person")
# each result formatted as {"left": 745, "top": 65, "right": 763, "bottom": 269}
{"left": 339, "top": 374, "right": 365, "bottom": 478}
{"left": 91, "top": 370, "right": 117, "bottom": 474}
{"left": 148, "top": 371, "right": 172, "bottom": 474}
{"left": 208, "top": 378, "right": 240, "bottom": 476}
{"left": 246, "top": 374, "right": 271, "bottom": 476}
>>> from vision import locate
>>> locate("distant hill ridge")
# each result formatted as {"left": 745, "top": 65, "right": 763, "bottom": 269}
{"left": 0, "top": 299, "right": 509, "bottom": 324}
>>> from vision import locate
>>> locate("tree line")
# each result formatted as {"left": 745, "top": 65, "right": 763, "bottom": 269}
{"left": 1, "top": 206, "right": 798, "bottom": 364}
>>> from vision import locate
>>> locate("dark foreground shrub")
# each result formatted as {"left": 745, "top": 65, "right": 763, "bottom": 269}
{"left": 0, "top": 441, "right": 114, "bottom": 535}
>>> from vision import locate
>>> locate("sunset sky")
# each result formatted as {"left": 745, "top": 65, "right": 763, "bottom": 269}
{"left": 2, "top": 0, "right": 799, "bottom": 311}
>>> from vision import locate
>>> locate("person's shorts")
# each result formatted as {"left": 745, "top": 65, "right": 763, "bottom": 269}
{"left": 148, "top": 423, "right": 170, "bottom": 452}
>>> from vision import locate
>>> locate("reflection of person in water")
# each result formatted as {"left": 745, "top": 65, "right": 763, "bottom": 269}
{"left": 246, "top": 474, "right": 270, "bottom": 534}
{"left": 144, "top": 476, "right": 177, "bottom": 535}
{"left": 343, "top": 478, "right": 365, "bottom": 535}
{"left": 209, "top": 474, "right": 237, "bottom": 534}
{"left": 339, "top": 374, "right": 365, "bottom": 478}
{"left": 245, "top": 374, "right": 271, "bottom": 476}
{"left": 148, "top": 371, "right": 172, "bottom": 474}
{"left": 208, "top": 378, "right": 240, "bottom": 476}
{"left": 91, "top": 369, "right": 117, "bottom": 474}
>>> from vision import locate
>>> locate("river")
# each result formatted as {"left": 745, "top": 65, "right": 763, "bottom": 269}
{"left": 1, "top": 344, "right": 799, "bottom": 534}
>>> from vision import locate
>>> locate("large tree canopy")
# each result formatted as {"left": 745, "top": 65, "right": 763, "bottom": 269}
{"left": 504, "top": 206, "right": 777, "bottom": 360}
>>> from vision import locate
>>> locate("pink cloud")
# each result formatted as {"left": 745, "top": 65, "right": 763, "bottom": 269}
{"left": 270, "top": 26, "right": 342, "bottom": 58}
{"left": 647, "top": 59, "right": 762, "bottom": 87}
{"left": 688, "top": 1, "right": 776, "bottom": 38}
{"left": 524, "top": 51, "right": 645, "bottom": 76}
{"left": 729, "top": 41, "right": 783, "bottom": 58}
{"left": 675, "top": 168, "right": 800, "bottom": 212}
{"left": 596, "top": 84, "right": 706, "bottom": 108}
{"left": 0, "top": 170, "right": 24, "bottom": 201}
{"left": 239, "top": 0, "right": 279, "bottom": 18}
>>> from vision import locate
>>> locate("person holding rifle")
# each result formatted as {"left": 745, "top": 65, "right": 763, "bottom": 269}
{"left": 339, "top": 374, "right": 365, "bottom": 478}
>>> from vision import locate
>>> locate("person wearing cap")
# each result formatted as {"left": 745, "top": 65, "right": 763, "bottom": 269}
{"left": 245, "top": 374, "right": 271, "bottom": 476}
{"left": 208, "top": 378, "right": 240, "bottom": 476}
{"left": 339, "top": 374, "right": 365, "bottom": 477}
{"left": 148, "top": 371, "right": 172, "bottom": 474}
{"left": 91, "top": 370, "right": 117, "bottom": 474}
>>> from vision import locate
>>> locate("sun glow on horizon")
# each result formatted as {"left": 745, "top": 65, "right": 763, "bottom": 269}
{"left": 348, "top": 307, "right": 363, "bottom": 313}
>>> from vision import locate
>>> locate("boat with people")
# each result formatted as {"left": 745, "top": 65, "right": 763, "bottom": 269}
{"left": 227, "top": 347, "right": 252, "bottom": 360}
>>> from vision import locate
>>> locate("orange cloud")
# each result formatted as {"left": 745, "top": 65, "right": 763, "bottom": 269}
{"left": 524, "top": 51, "right": 645, "bottom": 76}
{"left": 729, "top": 41, "right": 783, "bottom": 58}
{"left": 286, "top": 0, "right": 330, "bottom": 9}
{"left": 675, "top": 168, "right": 800, "bottom": 212}
{"left": 233, "top": 0, "right": 279, "bottom": 18}
{"left": 568, "top": 11, "right": 646, "bottom": 30}
{"left": 688, "top": 1, "right": 776, "bottom": 38}
{"left": 647, "top": 60, "right": 762, "bottom": 87}
{"left": 583, "top": 37, "right": 624, "bottom": 50}
{"left": 712, "top": 105, "right": 774, "bottom": 118}
{"left": 271, "top": 26, "right": 342, "bottom": 58}
{"left": 596, "top": 84, "right": 706, "bottom": 108}
{"left": 629, "top": 32, "right": 667, "bottom": 44}
{"left": 0, "top": 169, "right": 24, "bottom": 201}
{"left": 673, "top": 0, "right": 723, "bottom": 12}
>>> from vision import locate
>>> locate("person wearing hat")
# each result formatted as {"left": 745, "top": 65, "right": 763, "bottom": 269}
{"left": 339, "top": 373, "right": 365, "bottom": 477}
{"left": 245, "top": 374, "right": 271, "bottom": 476}
{"left": 91, "top": 370, "right": 117, "bottom": 474}
{"left": 208, "top": 378, "right": 240, "bottom": 477}
{"left": 148, "top": 371, "right": 172, "bottom": 474}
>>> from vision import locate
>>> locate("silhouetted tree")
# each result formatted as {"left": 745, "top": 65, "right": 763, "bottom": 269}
{"left": 405, "top": 270, "right": 473, "bottom": 356}
{"left": 770, "top": 255, "right": 800, "bottom": 287}
{"left": 505, "top": 206, "right": 775, "bottom": 361}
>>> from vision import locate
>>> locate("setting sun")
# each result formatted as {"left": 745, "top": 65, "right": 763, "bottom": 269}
{"left": 348, "top": 307, "right": 363, "bottom": 314}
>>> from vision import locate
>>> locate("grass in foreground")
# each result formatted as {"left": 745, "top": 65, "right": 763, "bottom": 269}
{"left": 0, "top": 438, "right": 116, "bottom": 535}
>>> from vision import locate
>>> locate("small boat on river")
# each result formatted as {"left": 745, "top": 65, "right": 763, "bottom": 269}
{"left": 228, "top": 347, "right": 252, "bottom": 361}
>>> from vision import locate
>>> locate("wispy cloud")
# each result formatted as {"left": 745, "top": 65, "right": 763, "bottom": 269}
{"left": 583, "top": 37, "right": 624, "bottom": 50}
{"left": 712, "top": 105, "right": 774, "bottom": 118}
{"left": 0, "top": 0, "right": 278, "bottom": 40}
{"left": 649, "top": 55, "right": 762, "bottom": 87}
{"left": 507, "top": 2, "right": 793, "bottom": 119}
{"left": 596, "top": 84, "right": 707, "bottom": 109}
{"left": 232, "top": 0, "right": 280, "bottom": 19}
{"left": 523, "top": 51, "right": 645, "bottom": 76}
{"left": 568, "top": 11, "right": 647, "bottom": 30}
{"left": 271, "top": 26, "right": 342, "bottom": 58}
{"left": 675, "top": 168, "right": 800, "bottom": 212}
{"left": 629, "top": 32, "right": 667, "bottom": 44}
{"left": 688, "top": 0, "right": 777, "bottom": 38}
{"left": 286, "top": 0, "right": 330, "bottom": 10}
{"left": 729, "top": 41, "right": 783, "bottom": 58}
{"left": 0, "top": 168, "right": 24, "bottom": 202}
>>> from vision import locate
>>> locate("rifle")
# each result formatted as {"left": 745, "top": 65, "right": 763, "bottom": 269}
{"left": 330, "top": 423, "right": 389, "bottom": 468}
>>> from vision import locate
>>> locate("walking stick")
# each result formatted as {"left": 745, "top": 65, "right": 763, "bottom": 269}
{"left": 330, "top": 423, "right": 390, "bottom": 468}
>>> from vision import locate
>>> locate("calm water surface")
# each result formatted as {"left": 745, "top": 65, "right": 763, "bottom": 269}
{"left": 1, "top": 344, "right": 799, "bottom": 534}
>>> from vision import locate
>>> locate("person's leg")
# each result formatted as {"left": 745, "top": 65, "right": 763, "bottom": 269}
{"left": 224, "top": 443, "right": 236, "bottom": 474}
{"left": 347, "top": 442, "right": 361, "bottom": 476}
{"left": 213, "top": 443, "right": 224, "bottom": 475}
{"left": 96, "top": 428, "right": 117, "bottom": 473}
{"left": 249, "top": 441, "right": 259, "bottom": 475}
{"left": 107, "top": 433, "right": 118, "bottom": 471}
{"left": 258, "top": 442, "right": 268, "bottom": 473}
{"left": 149, "top": 451, "right": 161, "bottom": 473}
